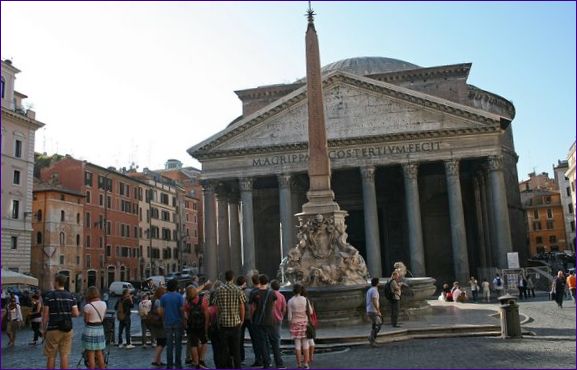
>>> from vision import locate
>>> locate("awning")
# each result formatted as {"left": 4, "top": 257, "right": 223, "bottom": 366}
{"left": 1, "top": 269, "right": 39, "bottom": 286}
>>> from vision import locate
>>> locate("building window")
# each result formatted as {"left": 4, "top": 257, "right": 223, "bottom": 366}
{"left": 571, "top": 221, "right": 575, "bottom": 232}
{"left": 36, "top": 232, "right": 42, "bottom": 244}
{"left": 60, "top": 194, "right": 65, "bottom": 201}
{"left": 569, "top": 203, "right": 574, "bottom": 214}
{"left": 551, "top": 245, "right": 559, "bottom": 252}
{"left": 546, "top": 220, "right": 554, "bottom": 230}
{"left": 106, "top": 221, "right": 111, "bottom": 235}
{"left": 161, "top": 210, "right": 170, "bottom": 221}
{"left": 544, "top": 196, "right": 551, "bottom": 204}
{"left": 0, "top": 77, "right": 4, "bottom": 98}
{"left": 13, "top": 170, "right": 20, "bottom": 185}
{"left": 86, "top": 191, "right": 91, "bottom": 204}
{"left": 85, "top": 171, "right": 93, "bottom": 187}
{"left": 10, "top": 236, "right": 17, "bottom": 249}
{"left": 532, "top": 221, "right": 541, "bottom": 231}
{"left": 536, "top": 236, "right": 543, "bottom": 244}
{"left": 60, "top": 232, "right": 65, "bottom": 246}
{"left": 60, "top": 210, "right": 65, "bottom": 222}
{"left": 76, "top": 213, "right": 80, "bottom": 224}
{"left": 11, "top": 200, "right": 19, "bottom": 219}
{"left": 76, "top": 234, "right": 80, "bottom": 246}
{"left": 567, "top": 187, "right": 572, "bottom": 197}
{"left": 99, "top": 237, "right": 103, "bottom": 248}
{"left": 85, "top": 212, "right": 91, "bottom": 228}
{"left": 536, "top": 245, "right": 545, "bottom": 254}
{"left": 60, "top": 255, "right": 65, "bottom": 265}
{"left": 86, "top": 235, "right": 91, "bottom": 248}
{"left": 37, "top": 209, "right": 42, "bottom": 221}
{"left": 99, "top": 194, "right": 103, "bottom": 206}
{"left": 106, "top": 196, "right": 111, "bottom": 209}
{"left": 547, "top": 208, "right": 553, "bottom": 219}
{"left": 14, "top": 140, "right": 22, "bottom": 158}
{"left": 533, "top": 209, "right": 539, "bottom": 219}
{"left": 106, "top": 245, "right": 111, "bottom": 257}
{"left": 549, "top": 235, "right": 557, "bottom": 243}
{"left": 99, "top": 256, "right": 104, "bottom": 268}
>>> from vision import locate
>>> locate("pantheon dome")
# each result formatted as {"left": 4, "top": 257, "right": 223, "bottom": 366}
{"left": 320, "top": 56, "right": 420, "bottom": 76}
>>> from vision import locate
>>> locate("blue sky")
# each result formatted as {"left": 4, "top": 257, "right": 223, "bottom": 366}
{"left": 1, "top": 1, "right": 575, "bottom": 179}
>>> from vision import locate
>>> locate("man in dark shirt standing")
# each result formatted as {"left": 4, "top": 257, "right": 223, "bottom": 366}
{"left": 249, "top": 274, "right": 280, "bottom": 369}
{"left": 215, "top": 270, "right": 246, "bottom": 369}
{"left": 42, "top": 274, "right": 79, "bottom": 369}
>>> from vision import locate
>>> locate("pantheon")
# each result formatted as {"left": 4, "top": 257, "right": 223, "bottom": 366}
{"left": 188, "top": 56, "right": 526, "bottom": 285}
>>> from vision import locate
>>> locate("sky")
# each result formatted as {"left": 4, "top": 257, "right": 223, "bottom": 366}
{"left": 1, "top": 1, "right": 575, "bottom": 179}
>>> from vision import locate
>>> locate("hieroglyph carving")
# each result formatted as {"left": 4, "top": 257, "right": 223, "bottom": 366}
{"left": 281, "top": 213, "right": 370, "bottom": 287}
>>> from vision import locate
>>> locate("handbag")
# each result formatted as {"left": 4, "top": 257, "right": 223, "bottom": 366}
{"left": 305, "top": 298, "right": 317, "bottom": 339}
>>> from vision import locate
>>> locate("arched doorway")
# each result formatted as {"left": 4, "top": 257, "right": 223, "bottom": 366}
{"left": 107, "top": 266, "right": 116, "bottom": 288}
{"left": 87, "top": 270, "right": 97, "bottom": 288}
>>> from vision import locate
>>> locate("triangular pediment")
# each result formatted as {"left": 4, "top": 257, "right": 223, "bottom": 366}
{"left": 188, "top": 71, "right": 502, "bottom": 158}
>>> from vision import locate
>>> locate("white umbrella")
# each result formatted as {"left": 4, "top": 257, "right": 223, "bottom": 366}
{"left": 1, "top": 269, "right": 39, "bottom": 286}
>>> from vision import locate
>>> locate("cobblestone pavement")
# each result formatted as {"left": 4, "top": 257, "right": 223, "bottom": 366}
{"left": 1, "top": 292, "right": 574, "bottom": 369}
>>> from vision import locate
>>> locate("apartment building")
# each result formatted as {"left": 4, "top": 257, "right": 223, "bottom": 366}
{"left": 1, "top": 60, "right": 45, "bottom": 273}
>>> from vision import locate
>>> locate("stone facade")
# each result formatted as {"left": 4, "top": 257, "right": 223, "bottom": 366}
{"left": 553, "top": 161, "right": 576, "bottom": 251}
{"left": 31, "top": 184, "right": 84, "bottom": 292}
{"left": 1, "top": 60, "right": 44, "bottom": 273}
{"left": 188, "top": 57, "right": 527, "bottom": 285}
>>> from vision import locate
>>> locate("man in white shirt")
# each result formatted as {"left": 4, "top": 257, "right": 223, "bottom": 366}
{"left": 366, "top": 277, "right": 381, "bottom": 346}
{"left": 138, "top": 293, "right": 152, "bottom": 347}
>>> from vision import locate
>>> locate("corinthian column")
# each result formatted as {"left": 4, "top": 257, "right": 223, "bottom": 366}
{"left": 360, "top": 166, "right": 382, "bottom": 277}
{"left": 487, "top": 155, "right": 513, "bottom": 268}
{"left": 201, "top": 181, "right": 217, "bottom": 281}
{"left": 216, "top": 187, "right": 230, "bottom": 274}
{"left": 444, "top": 160, "right": 469, "bottom": 283}
{"left": 228, "top": 192, "right": 242, "bottom": 274}
{"left": 240, "top": 177, "right": 256, "bottom": 274}
{"left": 278, "top": 174, "right": 295, "bottom": 259}
{"left": 402, "top": 163, "right": 426, "bottom": 276}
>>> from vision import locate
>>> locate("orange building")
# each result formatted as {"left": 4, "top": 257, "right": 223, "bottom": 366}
{"left": 40, "top": 157, "right": 142, "bottom": 291}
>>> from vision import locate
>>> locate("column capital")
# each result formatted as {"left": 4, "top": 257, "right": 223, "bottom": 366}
{"left": 277, "top": 174, "right": 293, "bottom": 189}
{"left": 360, "top": 166, "right": 376, "bottom": 182}
{"left": 201, "top": 180, "right": 216, "bottom": 193}
{"left": 239, "top": 177, "right": 254, "bottom": 192}
{"left": 487, "top": 155, "right": 504, "bottom": 172}
{"left": 215, "top": 182, "right": 230, "bottom": 201}
{"left": 402, "top": 162, "right": 419, "bottom": 180}
{"left": 444, "top": 159, "right": 460, "bottom": 177}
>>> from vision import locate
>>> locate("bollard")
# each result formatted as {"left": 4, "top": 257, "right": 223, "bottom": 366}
{"left": 498, "top": 294, "right": 522, "bottom": 339}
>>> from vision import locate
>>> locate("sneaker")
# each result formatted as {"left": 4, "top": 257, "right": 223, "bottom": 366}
{"left": 278, "top": 365, "right": 287, "bottom": 369}
{"left": 117, "top": 343, "right": 125, "bottom": 348}
{"left": 28, "top": 341, "right": 37, "bottom": 346}
{"left": 303, "top": 364, "right": 310, "bottom": 369}
{"left": 198, "top": 361, "right": 208, "bottom": 369}
{"left": 125, "top": 344, "right": 135, "bottom": 349}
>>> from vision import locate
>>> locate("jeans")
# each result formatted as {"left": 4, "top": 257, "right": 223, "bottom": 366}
{"left": 367, "top": 312, "right": 382, "bottom": 341}
{"left": 390, "top": 300, "right": 400, "bottom": 326}
{"left": 270, "top": 323, "right": 284, "bottom": 367}
{"left": 165, "top": 323, "right": 184, "bottom": 368}
{"left": 118, "top": 319, "right": 131, "bottom": 345}
{"left": 31, "top": 321, "right": 41, "bottom": 342}
{"left": 246, "top": 320, "right": 262, "bottom": 364}
{"left": 471, "top": 290, "right": 479, "bottom": 302}
{"left": 254, "top": 324, "right": 283, "bottom": 368}
{"left": 219, "top": 325, "right": 242, "bottom": 369}
{"left": 140, "top": 318, "right": 150, "bottom": 345}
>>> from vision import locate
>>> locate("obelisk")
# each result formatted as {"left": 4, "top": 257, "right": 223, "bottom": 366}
{"left": 283, "top": 5, "right": 370, "bottom": 288}
{"left": 301, "top": 5, "right": 340, "bottom": 215}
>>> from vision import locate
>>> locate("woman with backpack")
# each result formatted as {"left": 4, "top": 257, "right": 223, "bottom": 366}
{"left": 29, "top": 293, "right": 43, "bottom": 345}
{"left": 184, "top": 285, "right": 209, "bottom": 369}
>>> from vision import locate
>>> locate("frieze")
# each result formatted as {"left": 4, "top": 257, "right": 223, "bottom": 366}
{"left": 251, "top": 141, "right": 441, "bottom": 167}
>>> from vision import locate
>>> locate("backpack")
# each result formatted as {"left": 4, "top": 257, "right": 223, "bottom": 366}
{"left": 495, "top": 277, "right": 502, "bottom": 288}
{"left": 383, "top": 280, "right": 394, "bottom": 302}
{"left": 116, "top": 299, "right": 126, "bottom": 321}
{"left": 187, "top": 296, "right": 204, "bottom": 329}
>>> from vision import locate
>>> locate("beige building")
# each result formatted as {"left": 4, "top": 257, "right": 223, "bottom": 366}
{"left": 566, "top": 142, "right": 576, "bottom": 227}
{"left": 31, "top": 182, "right": 84, "bottom": 292}
{"left": 1, "top": 60, "right": 45, "bottom": 273}
{"left": 553, "top": 160, "right": 575, "bottom": 251}
{"left": 130, "top": 170, "right": 180, "bottom": 276}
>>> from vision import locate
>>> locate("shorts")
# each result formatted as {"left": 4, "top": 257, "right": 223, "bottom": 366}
{"left": 44, "top": 330, "right": 74, "bottom": 358}
{"left": 187, "top": 327, "right": 208, "bottom": 347}
{"left": 155, "top": 337, "right": 167, "bottom": 347}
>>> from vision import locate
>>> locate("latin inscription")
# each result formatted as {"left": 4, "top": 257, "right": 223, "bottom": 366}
{"left": 252, "top": 141, "right": 442, "bottom": 167}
